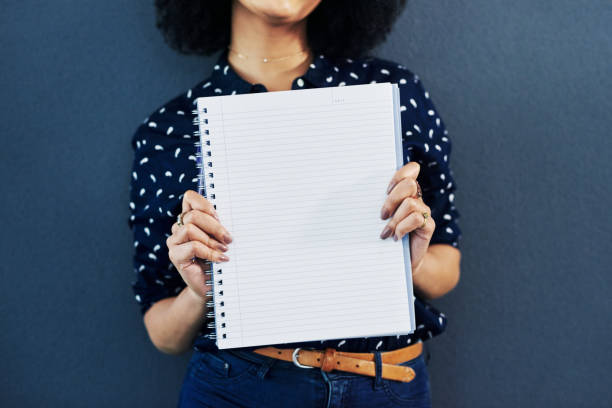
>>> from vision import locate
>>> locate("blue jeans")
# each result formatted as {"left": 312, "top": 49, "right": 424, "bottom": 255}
{"left": 178, "top": 345, "right": 431, "bottom": 407}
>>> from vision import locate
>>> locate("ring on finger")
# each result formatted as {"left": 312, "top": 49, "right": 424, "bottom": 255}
{"left": 420, "top": 212, "right": 429, "bottom": 229}
{"left": 177, "top": 212, "right": 185, "bottom": 227}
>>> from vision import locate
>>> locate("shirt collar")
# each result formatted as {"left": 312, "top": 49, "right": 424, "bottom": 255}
{"left": 207, "top": 49, "right": 339, "bottom": 94}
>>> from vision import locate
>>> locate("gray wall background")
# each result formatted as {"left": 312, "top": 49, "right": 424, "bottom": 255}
{"left": 1, "top": 1, "right": 610, "bottom": 406}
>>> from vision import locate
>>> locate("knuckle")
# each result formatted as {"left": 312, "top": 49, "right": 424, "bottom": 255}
{"left": 202, "top": 245, "right": 213, "bottom": 260}
{"left": 390, "top": 203, "right": 406, "bottom": 224}
{"left": 408, "top": 212, "right": 421, "bottom": 228}
{"left": 388, "top": 193, "right": 401, "bottom": 208}
{"left": 168, "top": 246, "right": 176, "bottom": 261}
{"left": 195, "top": 241, "right": 209, "bottom": 258}
{"left": 416, "top": 209, "right": 426, "bottom": 220}
{"left": 182, "top": 209, "right": 195, "bottom": 224}
{"left": 184, "top": 222, "right": 196, "bottom": 237}
{"left": 182, "top": 191, "right": 191, "bottom": 204}
{"left": 396, "top": 198, "right": 414, "bottom": 218}
{"left": 195, "top": 240, "right": 206, "bottom": 251}
{"left": 410, "top": 178, "right": 419, "bottom": 194}
{"left": 398, "top": 179, "right": 416, "bottom": 199}
{"left": 185, "top": 241, "right": 196, "bottom": 255}
{"left": 404, "top": 196, "right": 417, "bottom": 210}
{"left": 184, "top": 189, "right": 196, "bottom": 200}
{"left": 428, "top": 217, "right": 436, "bottom": 230}
{"left": 395, "top": 222, "right": 406, "bottom": 236}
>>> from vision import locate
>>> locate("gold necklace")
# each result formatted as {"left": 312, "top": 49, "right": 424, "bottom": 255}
{"left": 228, "top": 46, "right": 310, "bottom": 63}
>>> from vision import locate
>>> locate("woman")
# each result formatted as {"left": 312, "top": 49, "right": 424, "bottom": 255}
{"left": 129, "top": 1, "right": 462, "bottom": 406}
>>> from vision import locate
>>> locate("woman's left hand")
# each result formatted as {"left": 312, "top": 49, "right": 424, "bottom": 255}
{"left": 380, "top": 162, "right": 436, "bottom": 274}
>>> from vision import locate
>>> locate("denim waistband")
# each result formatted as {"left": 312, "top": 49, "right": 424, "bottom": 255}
{"left": 225, "top": 348, "right": 292, "bottom": 366}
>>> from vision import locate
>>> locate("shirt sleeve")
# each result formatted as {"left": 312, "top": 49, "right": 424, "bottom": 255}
{"left": 127, "top": 110, "right": 197, "bottom": 314}
{"left": 396, "top": 73, "right": 462, "bottom": 248}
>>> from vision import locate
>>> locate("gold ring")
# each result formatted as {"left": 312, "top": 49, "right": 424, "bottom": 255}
{"left": 177, "top": 212, "right": 184, "bottom": 227}
{"left": 420, "top": 212, "right": 429, "bottom": 229}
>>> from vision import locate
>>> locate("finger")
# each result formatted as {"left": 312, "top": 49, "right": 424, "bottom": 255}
{"left": 181, "top": 189, "right": 219, "bottom": 221}
{"left": 394, "top": 205, "right": 435, "bottom": 241}
{"left": 381, "top": 177, "right": 418, "bottom": 220}
{"left": 380, "top": 197, "right": 421, "bottom": 239}
{"left": 173, "top": 258, "right": 205, "bottom": 281}
{"left": 183, "top": 209, "right": 233, "bottom": 244}
{"left": 181, "top": 258, "right": 214, "bottom": 283}
{"left": 167, "top": 222, "right": 228, "bottom": 252}
{"left": 386, "top": 162, "right": 420, "bottom": 194}
{"left": 169, "top": 240, "right": 229, "bottom": 266}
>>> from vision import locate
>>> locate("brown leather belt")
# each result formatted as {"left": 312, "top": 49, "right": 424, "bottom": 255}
{"left": 252, "top": 341, "right": 422, "bottom": 383}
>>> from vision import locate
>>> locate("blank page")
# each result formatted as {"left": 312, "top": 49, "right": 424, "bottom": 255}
{"left": 195, "top": 83, "right": 415, "bottom": 349}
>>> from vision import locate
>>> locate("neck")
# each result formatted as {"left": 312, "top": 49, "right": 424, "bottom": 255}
{"left": 228, "top": 1, "right": 313, "bottom": 91}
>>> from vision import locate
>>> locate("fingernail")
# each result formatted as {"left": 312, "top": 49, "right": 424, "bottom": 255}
{"left": 217, "top": 243, "right": 228, "bottom": 252}
{"left": 380, "top": 208, "right": 389, "bottom": 220}
{"left": 393, "top": 234, "right": 399, "bottom": 241}
{"left": 218, "top": 254, "right": 229, "bottom": 262}
{"left": 223, "top": 233, "right": 233, "bottom": 244}
{"left": 380, "top": 226, "right": 392, "bottom": 239}
{"left": 386, "top": 181, "right": 395, "bottom": 194}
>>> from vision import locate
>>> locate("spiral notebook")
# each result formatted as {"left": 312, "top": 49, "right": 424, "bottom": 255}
{"left": 193, "top": 82, "right": 415, "bottom": 349}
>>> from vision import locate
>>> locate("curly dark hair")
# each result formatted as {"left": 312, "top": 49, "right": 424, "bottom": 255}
{"left": 154, "top": 0, "right": 407, "bottom": 58}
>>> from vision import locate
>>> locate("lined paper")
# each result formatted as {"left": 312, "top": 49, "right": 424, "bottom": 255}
{"left": 196, "top": 83, "right": 415, "bottom": 349}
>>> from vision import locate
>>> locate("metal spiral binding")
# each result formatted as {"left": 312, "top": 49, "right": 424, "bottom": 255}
{"left": 193, "top": 105, "right": 226, "bottom": 344}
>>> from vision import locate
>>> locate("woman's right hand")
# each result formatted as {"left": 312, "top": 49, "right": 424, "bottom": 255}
{"left": 166, "top": 190, "right": 233, "bottom": 300}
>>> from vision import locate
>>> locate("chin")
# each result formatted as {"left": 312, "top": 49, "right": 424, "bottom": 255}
{"left": 238, "top": 0, "right": 322, "bottom": 24}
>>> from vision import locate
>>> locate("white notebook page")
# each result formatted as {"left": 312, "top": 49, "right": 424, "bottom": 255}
{"left": 196, "top": 83, "right": 415, "bottom": 349}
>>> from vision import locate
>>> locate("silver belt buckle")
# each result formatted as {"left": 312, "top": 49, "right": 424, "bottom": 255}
{"left": 292, "top": 347, "right": 315, "bottom": 369}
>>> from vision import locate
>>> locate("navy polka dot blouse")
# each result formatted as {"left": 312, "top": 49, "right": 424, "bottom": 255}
{"left": 128, "top": 50, "right": 462, "bottom": 353}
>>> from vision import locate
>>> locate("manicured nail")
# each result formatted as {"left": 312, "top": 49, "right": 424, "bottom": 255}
{"left": 217, "top": 243, "right": 228, "bottom": 252}
{"left": 393, "top": 234, "right": 399, "bottom": 241}
{"left": 380, "top": 208, "right": 390, "bottom": 220}
{"left": 380, "top": 226, "right": 392, "bottom": 239}
{"left": 218, "top": 254, "right": 229, "bottom": 262}
{"left": 386, "top": 181, "right": 396, "bottom": 194}
{"left": 223, "top": 233, "right": 233, "bottom": 244}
